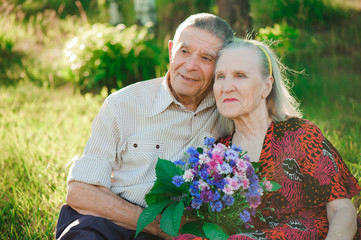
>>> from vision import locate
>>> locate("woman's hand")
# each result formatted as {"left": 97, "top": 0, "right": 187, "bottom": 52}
{"left": 325, "top": 198, "right": 357, "bottom": 240}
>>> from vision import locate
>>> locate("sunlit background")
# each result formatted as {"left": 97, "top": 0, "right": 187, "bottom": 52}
{"left": 0, "top": 0, "right": 360, "bottom": 238}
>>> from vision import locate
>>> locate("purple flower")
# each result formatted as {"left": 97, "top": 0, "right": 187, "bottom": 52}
{"left": 210, "top": 200, "right": 223, "bottom": 212}
{"left": 240, "top": 209, "right": 251, "bottom": 223}
{"left": 172, "top": 175, "right": 184, "bottom": 187}
{"left": 199, "top": 169, "right": 209, "bottom": 180}
{"left": 246, "top": 192, "right": 262, "bottom": 209}
{"left": 191, "top": 197, "right": 203, "bottom": 209}
{"left": 222, "top": 195, "right": 235, "bottom": 206}
{"left": 217, "top": 162, "right": 232, "bottom": 174}
{"left": 204, "top": 137, "right": 215, "bottom": 147}
{"left": 225, "top": 149, "right": 238, "bottom": 161}
{"left": 246, "top": 164, "right": 255, "bottom": 178}
{"left": 174, "top": 160, "right": 185, "bottom": 166}
{"left": 200, "top": 190, "right": 213, "bottom": 203}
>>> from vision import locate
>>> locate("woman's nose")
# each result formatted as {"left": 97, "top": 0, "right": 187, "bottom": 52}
{"left": 222, "top": 78, "right": 235, "bottom": 92}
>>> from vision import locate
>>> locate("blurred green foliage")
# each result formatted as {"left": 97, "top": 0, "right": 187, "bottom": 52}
{"left": 60, "top": 23, "right": 168, "bottom": 93}
{"left": 251, "top": 0, "right": 346, "bottom": 29}
{"left": 257, "top": 22, "right": 300, "bottom": 56}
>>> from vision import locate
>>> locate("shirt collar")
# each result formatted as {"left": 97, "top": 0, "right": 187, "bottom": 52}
{"left": 150, "top": 73, "right": 216, "bottom": 116}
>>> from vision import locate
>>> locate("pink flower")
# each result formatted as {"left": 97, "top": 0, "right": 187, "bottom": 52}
{"left": 241, "top": 178, "right": 250, "bottom": 190}
{"left": 228, "top": 177, "right": 241, "bottom": 190}
{"left": 183, "top": 169, "right": 194, "bottom": 182}
{"left": 199, "top": 153, "right": 210, "bottom": 164}
{"left": 212, "top": 152, "right": 224, "bottom": 163}
{"left": 264, "top": 180, "right": 273, "bottom": 191}
{"left": 222, "top": 185, "right": 234, "bottom": 195}
{"left": 236, "top": 159, "right": 247, "bottom": 172}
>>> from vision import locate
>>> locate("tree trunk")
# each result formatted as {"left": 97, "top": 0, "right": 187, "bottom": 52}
{"left": 216, "top": 0, "right": 252, "bottom": 38}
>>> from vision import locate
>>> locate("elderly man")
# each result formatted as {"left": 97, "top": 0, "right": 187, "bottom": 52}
{"left": 56, "top": 13, "right": 234, "bottom": 240}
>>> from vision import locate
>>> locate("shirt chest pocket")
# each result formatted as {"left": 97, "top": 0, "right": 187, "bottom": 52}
{"left": 124, "top": 139, "right": 165, "bottom": 165}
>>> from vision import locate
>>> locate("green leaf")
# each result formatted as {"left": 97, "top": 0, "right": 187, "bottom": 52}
{"left": 270, "top": 181, "right": 282, "bottom": 191}
{"left": 145, "top": 192, "right": 173, "bottom": 206}
{"left": 135, "top": 199, "right": 170, "bottom": 237}
{"left": 180, "top": 220, "right": 205, "bottom": 237}
{"left": 197, "top": 147, "right": 203, "bottom": 154}
{"left": 160, "top": 201, "right": 184, "bottom": 236}
{"left": 202, "top": 222, "right": 229, "bottom": 240}
{"left": 156, "top": 158, "right": 184, "bottom": 190}
{"left": 251, "top": 162, "right": 261, "bottom": 171}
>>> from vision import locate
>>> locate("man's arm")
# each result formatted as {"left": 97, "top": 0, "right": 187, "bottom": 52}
{"left": 325, "top": 198, "right": 357, "bottom": 240}
{"left": 66, "top": 181, "right": 172, "bottom": 239}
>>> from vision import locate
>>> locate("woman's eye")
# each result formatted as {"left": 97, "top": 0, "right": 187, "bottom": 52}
{"left": 237, "top": 73, "right": 246, "bottom": 78}
{"left": 216, "top": 74, "right": 224, "bottom": 80}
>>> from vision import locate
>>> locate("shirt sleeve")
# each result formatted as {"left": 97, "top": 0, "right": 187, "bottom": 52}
{"left": 67, "top": 96, "right": 121, "bottom": 188}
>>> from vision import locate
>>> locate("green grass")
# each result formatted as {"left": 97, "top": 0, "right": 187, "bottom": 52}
{"left": 0, "top": 84, "right": 105, "bottom": 239}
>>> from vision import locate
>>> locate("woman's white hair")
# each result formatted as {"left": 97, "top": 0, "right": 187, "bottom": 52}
{"left": 217, "top": 37, "right": 302, "bottom": 122}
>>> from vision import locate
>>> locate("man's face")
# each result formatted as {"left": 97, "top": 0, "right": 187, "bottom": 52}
{"left": 168, "top": 27, "right": 223, "bottom": 108}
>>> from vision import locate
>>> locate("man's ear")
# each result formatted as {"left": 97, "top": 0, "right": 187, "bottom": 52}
{"left": 168, "top": 40, "right": 173, "bottom": 64}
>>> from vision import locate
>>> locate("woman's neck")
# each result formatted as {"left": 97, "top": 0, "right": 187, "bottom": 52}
{"left": 232, "top": 110, "right": 272, "bottom": 162}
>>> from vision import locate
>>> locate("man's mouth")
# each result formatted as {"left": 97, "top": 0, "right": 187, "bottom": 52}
{"left": 181, "top": 74, "right": 197, "bottom": 82}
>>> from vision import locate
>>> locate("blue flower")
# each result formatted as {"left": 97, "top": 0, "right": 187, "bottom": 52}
{"left": 173, "top": 160, "right": 185, "bottom": 166}
{"left": 199, "top": 169, "right": 209, "bottom": 180}
{"left": 240, "top": 209, "right": 251, "bottom": 223}
{"left": 191, "top": 197, "right": 202, "bottom": 209}
{"left": 222, "top": 195, "right": 235, "bottom": 206}
{"left": 187, "top": 147, "right": 199, "bottom": 156}
{"left": 213, "top": 191, "right": 221, "bottom": 201}
{"left": 231, "top": 144, "right": 242, "bottom": 152}
{"left": 225, "top": 149, "right": 238, "bottom": 161}
{"left": 210, "top": 200, "right": 223, "bottom": 212}
{"left": 172, "top": 175, "right": 184, "bottom": 187}
{"left": 190, "top": 182, "right": 200, "bottom": 197}
{"left": 189, "top": 156, "right": 199, "bottom": 165}
{"left": 204, "top": 137, "right": 215, "bottom": 147}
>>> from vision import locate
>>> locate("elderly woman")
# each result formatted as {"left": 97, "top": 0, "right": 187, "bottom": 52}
{"left": 174, "top": 38, "right": 361, "bottom": 240}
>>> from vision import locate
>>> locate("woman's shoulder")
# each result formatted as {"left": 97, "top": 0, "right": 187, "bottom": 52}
{"left": 275, "top": 117, "right": 322, "bottom": 132}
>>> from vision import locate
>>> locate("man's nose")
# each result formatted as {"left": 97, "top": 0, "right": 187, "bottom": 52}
{"left": 185, "top": 54, "right": 199, "bottom": 71}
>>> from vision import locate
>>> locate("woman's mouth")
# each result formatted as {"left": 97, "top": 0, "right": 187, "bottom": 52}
{"left": 223, "top": 98, "right": 238, "bottom": 103}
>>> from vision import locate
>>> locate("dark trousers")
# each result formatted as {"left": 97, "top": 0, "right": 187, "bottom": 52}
{"left": 56, "top": 205, "right": 162, "bottom": 240}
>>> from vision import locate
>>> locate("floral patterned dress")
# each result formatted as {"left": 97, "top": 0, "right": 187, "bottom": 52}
{"left": 174, "top": 118, "right": 361, "bottom": 240}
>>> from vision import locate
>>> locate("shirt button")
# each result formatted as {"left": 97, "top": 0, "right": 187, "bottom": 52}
{"left": 156, "top": 145, "right": 160, "bottom": 149}
{"left": 133, "top": 143, "right": 138, "bottom": 148}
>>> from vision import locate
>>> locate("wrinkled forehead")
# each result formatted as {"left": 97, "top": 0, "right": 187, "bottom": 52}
{"left": 173, "top": 27, "right": 223, "bottom": 55}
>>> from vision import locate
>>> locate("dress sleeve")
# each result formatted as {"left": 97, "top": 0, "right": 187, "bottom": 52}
{"left": 67, "top": 96, "right": 122, "bottom": 188}
{"left": 323, "top": 137, "right": 361, "bottom": 201}
{"left": 302, "top": 121, "right": 361, "bottom": 202}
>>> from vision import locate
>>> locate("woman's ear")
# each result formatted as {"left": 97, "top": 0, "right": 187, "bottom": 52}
{"left": 263, "top": 76, "right": 274, "bottom": 99}
{"left": 168, "top": 40, "right": 173, "bottom": 64}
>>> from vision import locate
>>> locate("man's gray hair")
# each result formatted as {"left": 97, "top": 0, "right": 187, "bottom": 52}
{"left": 173, "top": 13, "right": 234, "bottom": 46}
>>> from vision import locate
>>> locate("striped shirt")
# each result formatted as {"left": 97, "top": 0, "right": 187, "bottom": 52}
{"left": 68, "top": 75, "right": 230, "bottom": 207}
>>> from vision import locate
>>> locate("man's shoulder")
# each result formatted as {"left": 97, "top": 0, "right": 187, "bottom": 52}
{"left": 107, "top": 77, "right": 164, "bottom": 102}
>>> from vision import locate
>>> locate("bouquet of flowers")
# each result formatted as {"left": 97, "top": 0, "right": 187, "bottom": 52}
{"left": 136, "top": 138, "right": 281, "bottom": 239}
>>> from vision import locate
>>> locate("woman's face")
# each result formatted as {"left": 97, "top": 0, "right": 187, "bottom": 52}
{"left": 214, "top": 47, "right": 272, "bottom": 120}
